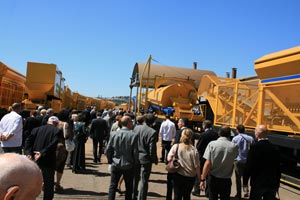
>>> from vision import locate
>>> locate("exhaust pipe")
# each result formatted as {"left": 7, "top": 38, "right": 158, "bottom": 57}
{"left": 226, "top": 72, "right": 230, "bottom": 78}
{"left": 193, "top": 62, "right": 197, "bottom": 70}
{"left": 232, "top": 68, "right": 237, "bottom": 78}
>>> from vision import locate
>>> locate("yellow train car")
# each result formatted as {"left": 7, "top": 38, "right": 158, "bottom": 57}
{"left": 24, "top": 62, "right": 65, "bottom": 112}
{"left": 198, "top": 46, "right": 300, "bottom": 188}
{"left": 62, "top": 86, "right": 75, "bottom": 110}
{"left": 72, "top": 92, "right": 87, "bottom": 111}
{"left": 0, "top": 62, "right": 25, "bottom": 109}
{"left": 130, "top": 59, "right": 215, "bottom": 122}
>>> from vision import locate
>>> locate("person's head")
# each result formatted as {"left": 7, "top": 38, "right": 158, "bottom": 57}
{"left": 255, "top": 124, "right": 267, "bottom": 139}
{"left": 37, "top": 105, "right": 44, "bottom": 111}
{"left": 30, "top": 110, "right": 37, "bottom": 117}
{"left": 40, "top": 109, "right": 47, "bottom": 116}
{"left": 236, "top": 124, "right": 245, "bottom": 134}
{"left": 46, "top": 108, "right": 54, "bottom": 116}
{"left": 202, "top": 120, "right": 212, "bottom": 130}
{"left": 0, "top": 153, "right": 43, "bottom": 200}
{"left": 77, "top": 112, "right": 86, "bottom": 122}
{"left": 218, "top": 125, "right": 231, "bottom": 138}
{"left": 11, "top": 103, "right": 22, "bottom": 114}
{"left": 144, "top": 113, "right": 156, "bottom": 126}
{"left": 108, "top": 111, "right": 113, "bottom": 117}
{"left": 57, "top": 109, "right": 70, "bottom": 122}
{"left": 178, "top": 118, "right": 188, "bottom": 129}
{"left": 136, "top": 115, "right": 144, "bottom": 124}
{"left": 47, "top": 116, "right": 60, "bottom": 126}
{"left": 120, "top": 115, "right": 133, "bottom": 129}
{"left": 96, "top": 112, "right": 102, "bottom": 118}
{"left": 180, "top": 128, "right": 194, "bottom": 145}
{"left": 71, "top": 113, "right": 79, "bottom": 121}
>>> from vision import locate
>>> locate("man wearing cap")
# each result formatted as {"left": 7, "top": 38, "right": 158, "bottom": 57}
{"left": 0, "top": 103, "right": 23, "bottom": 154}
{"left": 25, "top": 116, "right": 60, "bottom": 200}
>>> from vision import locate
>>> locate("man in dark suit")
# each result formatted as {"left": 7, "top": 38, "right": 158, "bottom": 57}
{"left": 89, "top": 112, "right": 108, "bottom": 163}
{"left": 132, "top": 113, "right": 158, "bottom": 200}
{"left": 174, "top": 117, "right": 189, "bottom": 144}
{"left": 193, "top": 120, "right": 218, "bottom": 197}
{"left": 243, "top": 124, "right": 281, "bottom": 200}
{"left": 25, "top": 116, "right": 60, "bottom": 200}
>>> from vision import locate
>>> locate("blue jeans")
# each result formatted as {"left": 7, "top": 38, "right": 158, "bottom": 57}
{"left": 108, "top": 166, "right": 134, "bottom": 200}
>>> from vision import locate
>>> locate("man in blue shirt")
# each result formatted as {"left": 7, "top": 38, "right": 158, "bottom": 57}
{"left": 232, "top": 124, "right": 254, "bottom": 199}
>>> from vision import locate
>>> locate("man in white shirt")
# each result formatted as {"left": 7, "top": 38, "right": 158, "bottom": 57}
{"left": 0, "top": 103, "right": 23, "bottom": 154}
{"left": 159, "top": 115, "right": 176, "bottom": 163}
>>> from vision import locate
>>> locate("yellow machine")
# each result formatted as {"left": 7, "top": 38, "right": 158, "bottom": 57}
{"left": 198, "top": 46, "right": 300, "bottom": 188}
{"left": 24, "top": 62, "right": 65, "bottom": 112}
{"left": 129, "top": 56, "right": 215, "bottom": 123}
{"left": 0, "top": 62, "right": 25, "bottom": 109}
{"left": 146, "top": 77, "right": 204, "bottom": 121}
{"left": 24, "top": 62, "right": 115, "bottom": 112}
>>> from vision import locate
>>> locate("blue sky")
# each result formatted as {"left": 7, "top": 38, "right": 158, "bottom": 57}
{"left": 1, "top": 0, "right": 300, "bottom": 98}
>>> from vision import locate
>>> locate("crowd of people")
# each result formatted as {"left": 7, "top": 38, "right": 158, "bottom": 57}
{"left": 0, "top": 103, "right": 281, "bottom": 200}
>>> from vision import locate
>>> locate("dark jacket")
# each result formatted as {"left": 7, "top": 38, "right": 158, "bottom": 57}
{"left": 196, "top": 129, "right": 218, "bottom": 158}
{"left": 89, "top": 117, "right": 108, "bottom": 140}
{"left": 25, "top": 124, "right": 60, "bottom": 169}
{"left": 174, "top": 127, "right": 187, "bottom": 144}
{"left": 243, "top": 139, "right": 281, "bottom": 190}
{"left": 134, "top": 124, "right": 158, "bottom": 164}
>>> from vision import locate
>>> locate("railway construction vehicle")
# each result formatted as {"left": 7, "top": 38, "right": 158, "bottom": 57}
{"left": 24, "top": 62, "right": 65, "bottom": 112}
{"left": 129, "top": 56, "right": 216, "bottom": 123}
{"left": 0, "top": 62, "right": 26, "bottom": 110}
{"left": 197, "top": 46, "right": 300, "bottom": 188}
{"left": 24, "top": 62, "right": 115, "bottom": 112}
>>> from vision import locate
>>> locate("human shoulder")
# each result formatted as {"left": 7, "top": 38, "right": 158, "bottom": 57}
{"left": 232, "top": 134, "right": 241, "bottom": 142}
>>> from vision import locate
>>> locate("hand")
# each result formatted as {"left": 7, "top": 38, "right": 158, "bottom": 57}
{"left": 200, "top": 180, "right": 205, "bottom": 191}
{"left": 0, "top": 134, "right": 7, "bottom": 141}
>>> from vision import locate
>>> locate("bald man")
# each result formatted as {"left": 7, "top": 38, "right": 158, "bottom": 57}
{"left": 25, "top": 116, "right": 60, "bottom": 200}
{"left": 243, "top": 125, "right": 281, "bottom": 200}
{"left": 0, "top": 153, "right": 43, "bottom": 200}
{"left": 106, "top": 115, "right": 138, "bottom": 200}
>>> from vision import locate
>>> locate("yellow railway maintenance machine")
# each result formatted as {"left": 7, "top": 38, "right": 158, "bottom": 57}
{"left": 198, "top": 46, "right": 300, "bottom": 188}
{"left": 24, "top": 62, "right": 65, "bottom": 112}
{"left": 0, "top": 62, "right": 25, "bottom": 109}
